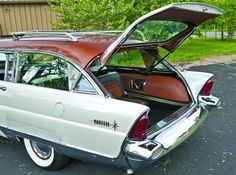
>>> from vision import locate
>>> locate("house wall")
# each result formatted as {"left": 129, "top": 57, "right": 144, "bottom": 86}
{"left": 0, "top": 0, "right": 56, "bottom": 37}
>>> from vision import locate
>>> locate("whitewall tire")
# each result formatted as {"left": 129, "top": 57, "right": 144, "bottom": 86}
{"left": 23, "top": 138, "right": 69, "bottom": 170}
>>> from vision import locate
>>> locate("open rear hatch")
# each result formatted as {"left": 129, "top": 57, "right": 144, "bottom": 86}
{"left": 100, "top": 2, "right": 224, "bottom": 66}
{"left": 96, "top": 2, "right": 223, "bottom": 131}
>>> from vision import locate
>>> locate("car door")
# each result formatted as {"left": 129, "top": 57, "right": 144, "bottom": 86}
{"left": 0, "top": 52, "right": 15, "bottom": 136}
{"left": 6, "top": 51, "right": 95, "bottom": 144}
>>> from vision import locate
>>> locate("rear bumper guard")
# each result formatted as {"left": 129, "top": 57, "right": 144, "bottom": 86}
{"left": 199, "top": 95, "right": 221, "bottom": 107}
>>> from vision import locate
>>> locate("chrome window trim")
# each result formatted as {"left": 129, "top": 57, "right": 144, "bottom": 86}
{"left": 72, "top": 89, "right": 98, "bottom": 95}
{"left": 14, "top": 52, "right": 20, "bottom": 83}
{"left": 72, "top": 75, "right": 98, "bottom": 95}
{"left": 4, "top": 54, "right": 8, "bottom": 81}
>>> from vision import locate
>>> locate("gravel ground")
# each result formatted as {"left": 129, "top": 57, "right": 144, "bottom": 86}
{"left": 174, "top": 54, "right": 236, "bottom": 70}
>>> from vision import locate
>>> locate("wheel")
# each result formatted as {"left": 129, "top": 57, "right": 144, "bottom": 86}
{"left": 23, "top": 138, "right": 69, "bottom": 170}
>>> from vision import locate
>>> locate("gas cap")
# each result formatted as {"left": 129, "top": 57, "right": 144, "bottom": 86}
{"left": 54, "top": 102, "right": 65, "bottom": 117}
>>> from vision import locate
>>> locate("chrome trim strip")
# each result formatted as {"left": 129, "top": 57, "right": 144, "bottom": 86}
{"left": 14, "top": 52, "right": 20, "bottom": 83}
{"left": 4, "top": 55, "right": 8, "bottom": 81}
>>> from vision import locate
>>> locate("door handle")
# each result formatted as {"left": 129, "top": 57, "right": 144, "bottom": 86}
{"left": 0, "top": 86, "right": 6, "bottom": 91}
{"left": 130, "top": 79, "right": 146, "bottom": 91}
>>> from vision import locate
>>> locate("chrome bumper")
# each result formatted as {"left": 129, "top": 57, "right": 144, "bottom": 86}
{"left": 125, "top": 104, "right": 207, "bottom": 161}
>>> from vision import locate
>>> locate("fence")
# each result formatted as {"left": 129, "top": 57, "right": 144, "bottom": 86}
{"left": 202, "top": 32, "right": 236, "bottom": 39}
{"left": 0, "top": 0, "right": 56, "bottom": 37}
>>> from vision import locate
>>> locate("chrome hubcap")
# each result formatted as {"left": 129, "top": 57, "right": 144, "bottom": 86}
{"left": 30, "top": 140, "right": 52, "bottom": 160}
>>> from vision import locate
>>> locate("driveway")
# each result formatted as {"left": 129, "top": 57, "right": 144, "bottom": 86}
{"left": 0, "top": 57, "right": 236, "bottom": 175}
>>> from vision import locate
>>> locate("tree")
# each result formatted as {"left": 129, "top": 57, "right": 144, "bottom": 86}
{"left": 49, "top": 0, "right": 236, "bottom": 40}
{"left": 49, "top": 0, "right": 167, "bottom": 30}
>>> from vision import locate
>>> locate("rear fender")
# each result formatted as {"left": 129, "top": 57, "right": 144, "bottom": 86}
{"left": 181, "top": 70, "right": 221, "bottom": 107}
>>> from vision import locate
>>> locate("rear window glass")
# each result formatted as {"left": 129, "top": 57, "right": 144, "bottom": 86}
{"left": 124, "top": 20, "right": 188, "bottom": 44}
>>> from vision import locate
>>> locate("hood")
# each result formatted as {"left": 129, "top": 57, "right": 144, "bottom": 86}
{"left": 100, "top": 2, "right": 224, "bottom": 66}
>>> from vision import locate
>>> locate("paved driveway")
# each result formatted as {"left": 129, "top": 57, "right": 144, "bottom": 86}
{"left": 0, "top": 62, "right": 236, "bottom": 175}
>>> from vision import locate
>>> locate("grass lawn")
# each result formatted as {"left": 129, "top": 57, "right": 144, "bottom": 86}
{"left": 164, "top": 38, "right": 236, "bottom": 62}
{"left": 109, "top": 38, "right": 236, "bottom": 67}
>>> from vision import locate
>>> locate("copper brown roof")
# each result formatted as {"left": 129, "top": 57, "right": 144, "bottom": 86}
{"left": 0, "top": 36, "right": 116, "bottom": 68}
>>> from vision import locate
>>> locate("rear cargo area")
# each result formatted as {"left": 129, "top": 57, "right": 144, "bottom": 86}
{"left": 148, "top": 101, "right": 183, "bottom": 127}
{"left": 95, "top": 70, "right": 191, "bottom": 128}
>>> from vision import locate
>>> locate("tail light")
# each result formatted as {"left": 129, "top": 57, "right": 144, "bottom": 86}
{"left": 200, "top": 79, "right": 213, "bottom": 96}
{"left": 128, "top": 113, "right": 149, "bottom": 141}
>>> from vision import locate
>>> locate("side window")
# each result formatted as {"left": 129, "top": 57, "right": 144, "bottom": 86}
{"left": 74, "top": 76, "right": 97, "bottom": 94}
{"left": 16, "top": 52, "right": 97, "bottom": 93}
{"left": 17, "top": 52, "right": 77, "bottom": 91}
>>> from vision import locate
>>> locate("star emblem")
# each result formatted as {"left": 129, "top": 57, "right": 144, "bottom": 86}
{"left": 111, "top": 120, "right": 120, "bottom": 131}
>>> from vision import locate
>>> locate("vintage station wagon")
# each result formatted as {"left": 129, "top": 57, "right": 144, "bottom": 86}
{"left": 0, "top": 2, "right": 222, "bottom": 174}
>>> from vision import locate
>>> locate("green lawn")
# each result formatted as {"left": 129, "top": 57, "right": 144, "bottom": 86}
{"left": 109, "top": 38, "right": 236, "bottom": 67}
{"left": 164, "top": 38, "right": 236, "bottom": 62}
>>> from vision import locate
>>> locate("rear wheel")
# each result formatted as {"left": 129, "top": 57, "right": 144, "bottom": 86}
{"left": 23, "top": 138, "right": 69, "bottom": 170}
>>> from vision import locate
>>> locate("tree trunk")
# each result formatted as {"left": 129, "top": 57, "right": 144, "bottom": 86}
{"left": 228, "top": 27, "right": 234, "bottom": 39}
{"left": 221, "top": 30, "right": 224, "bottom": 40}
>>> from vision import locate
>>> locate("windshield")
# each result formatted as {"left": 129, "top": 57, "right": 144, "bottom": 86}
{"left": 124, "top": 20, "right": 188, "bottom": 44}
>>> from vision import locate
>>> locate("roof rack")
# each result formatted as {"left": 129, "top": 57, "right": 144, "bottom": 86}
{"left": 10, "top": 30, "right": 123, "bottom": 41}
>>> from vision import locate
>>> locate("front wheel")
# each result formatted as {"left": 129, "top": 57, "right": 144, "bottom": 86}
{"left": 23, "top": 138, "right": 69, "bottom": 170}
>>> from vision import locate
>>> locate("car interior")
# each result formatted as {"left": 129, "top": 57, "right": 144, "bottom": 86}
{"left": 90, "top": 48, "right": 192, "bottom": 127}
